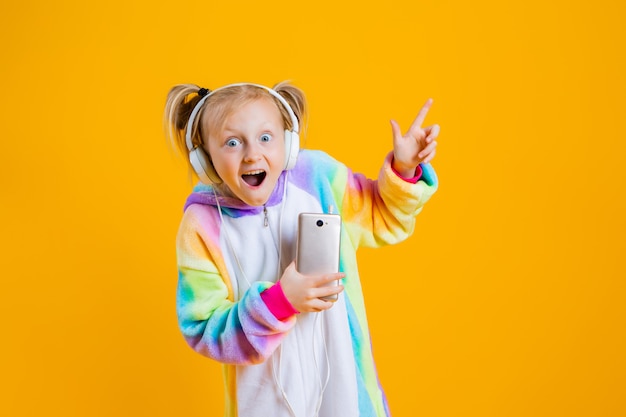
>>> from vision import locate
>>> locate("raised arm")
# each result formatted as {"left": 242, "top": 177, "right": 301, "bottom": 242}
{"left": 336, "top": 99, "right": 440, "bottom": 248}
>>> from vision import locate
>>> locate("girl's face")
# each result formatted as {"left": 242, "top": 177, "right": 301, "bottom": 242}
{"left": 205, "top": 97, "right": 286, "bottom": 207}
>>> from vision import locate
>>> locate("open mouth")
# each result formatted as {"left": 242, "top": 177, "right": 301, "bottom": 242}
{"left": 242, "top": 170, "right": 266, "bottom": 186}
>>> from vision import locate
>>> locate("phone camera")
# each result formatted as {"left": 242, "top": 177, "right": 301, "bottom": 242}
{"left": 316, "top": 220, "right": 324, "bottom": 227}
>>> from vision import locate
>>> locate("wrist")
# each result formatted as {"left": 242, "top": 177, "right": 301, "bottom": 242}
{"left": 260, "top": 281, "right": 300, "bottom": 320}
{"left": 391, "top": 158, "right": 415, "bottom": 178}
{"left": 391, "top": 157, "right": 422, "bottom": 183}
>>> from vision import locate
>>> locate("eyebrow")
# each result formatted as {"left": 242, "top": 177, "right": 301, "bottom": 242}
{"left": 221, "top": 123, "right": 278, "bottom": 137}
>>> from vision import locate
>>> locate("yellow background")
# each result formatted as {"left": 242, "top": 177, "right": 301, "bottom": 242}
{"left": 1, "top": 0, "right": 624, "bottom": 416}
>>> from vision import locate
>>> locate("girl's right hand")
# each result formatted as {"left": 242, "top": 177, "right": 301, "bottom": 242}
{"left": 279, "top": 261, "right": 345, "bottom": 313}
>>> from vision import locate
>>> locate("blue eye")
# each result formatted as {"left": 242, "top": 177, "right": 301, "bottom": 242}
{"left": 260, "top": 133, "right": 272, "bottom": 142}
{"left": 226, "top": 138, "right": 241, "bottom": 147}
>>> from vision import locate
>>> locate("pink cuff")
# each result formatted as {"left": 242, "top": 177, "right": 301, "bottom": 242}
{"left": 260, "top": 281, "right": 299, "bottom": 321}
{"left": 391, "top": 161, "right": 423, "bottom": 184}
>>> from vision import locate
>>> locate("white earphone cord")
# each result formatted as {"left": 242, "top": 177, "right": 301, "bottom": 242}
{"left": 213, "top": 173, "right": 330, "bottom": 417}
{"left": 272, "top": 313, "right": 331, "bottom": 417}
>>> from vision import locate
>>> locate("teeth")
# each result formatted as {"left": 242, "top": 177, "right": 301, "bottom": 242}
{"left": 243, "top": 170, "right": 264, "bottom": 176}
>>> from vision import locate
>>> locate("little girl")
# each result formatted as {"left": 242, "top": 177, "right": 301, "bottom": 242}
{"left": 164, "top": 82, "right": 439, "bottom": 417}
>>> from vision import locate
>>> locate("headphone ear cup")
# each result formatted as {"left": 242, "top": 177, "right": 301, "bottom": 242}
{"left": 189, "top": 147, "right": 222, "bottom": 184}
{"left": 283, "top": 129, "right": 300, "bottom": 170}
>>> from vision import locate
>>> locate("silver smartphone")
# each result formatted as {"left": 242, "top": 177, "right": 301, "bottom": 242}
{"left": 296, "top": 213, "right": 342, "bottom": 301}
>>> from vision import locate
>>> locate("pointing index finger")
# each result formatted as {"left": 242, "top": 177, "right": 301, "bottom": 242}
{"left": 409, "top": 98, "right": 434, "bottom": 131}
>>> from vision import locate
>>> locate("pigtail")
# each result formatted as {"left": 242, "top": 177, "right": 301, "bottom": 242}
{"left": 273, "top": 81, "right": 308, "bottom": 135}
{"left": 163, "top": 84, "right": 205, "bottom": 157}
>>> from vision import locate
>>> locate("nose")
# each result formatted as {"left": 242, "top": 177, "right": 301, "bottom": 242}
{"left": 243, "top": 141, "right": 262, "bottom": 163}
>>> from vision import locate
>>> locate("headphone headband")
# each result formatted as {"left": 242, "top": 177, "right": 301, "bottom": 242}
{"left": 184, "top": 83, "right": 300, "bottom": 153}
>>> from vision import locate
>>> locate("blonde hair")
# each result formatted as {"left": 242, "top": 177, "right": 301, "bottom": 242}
{"left": 163, "top": 82, "right": 308, "bottom": 166}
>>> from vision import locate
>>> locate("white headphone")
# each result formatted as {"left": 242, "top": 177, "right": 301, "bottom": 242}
{"left": 185, "top": 83, "right": 300, "bottom": 184}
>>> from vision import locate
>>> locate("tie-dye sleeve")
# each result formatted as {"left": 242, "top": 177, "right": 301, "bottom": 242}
{"left": 338, "top": 152, "right": 439, "bottom": 248}
{"left": 176, "top": 205, "right": 296, "bottom": 365}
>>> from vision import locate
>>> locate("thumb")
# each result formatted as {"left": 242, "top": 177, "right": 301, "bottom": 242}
{"left": 285, "top": 260, "right": 297, "bottom": 274}
{"left": 390, "top": 119, "right": 403, "bottom": 141}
